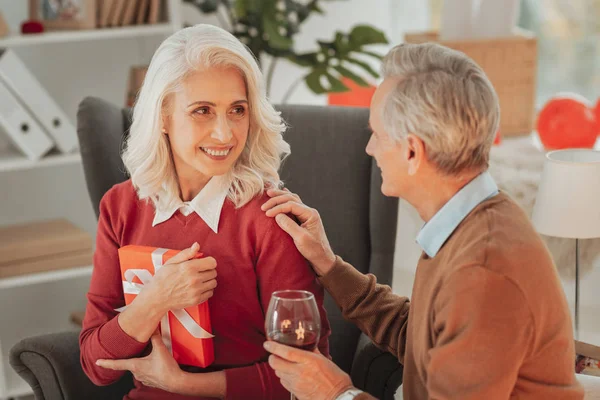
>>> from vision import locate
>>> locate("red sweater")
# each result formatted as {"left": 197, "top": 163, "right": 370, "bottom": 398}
{"left": 80, "top": 180, "right": 331, "bottom": 400}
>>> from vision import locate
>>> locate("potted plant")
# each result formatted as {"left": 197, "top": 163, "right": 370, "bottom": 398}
{"left": 184, "top": 0, "right": 388, "bottom": 102}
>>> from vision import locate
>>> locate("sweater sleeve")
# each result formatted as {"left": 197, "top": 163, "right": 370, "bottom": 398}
{"left": 79, "top": 190, "right": 149, "bottom": 386}
{"left": 319, "top": 256, "right": 411, "bottom": 363}
{"left": 224, "top": 216, "right": 332, "bottom": 400}
{"left": 425, "top": 266, "right": 533, "bottom": 399}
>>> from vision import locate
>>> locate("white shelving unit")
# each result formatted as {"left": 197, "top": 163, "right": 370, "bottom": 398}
{"left": 0, "top": 265, "right": 93, "bottom": 290}
{"left": 0, "top": 149, "right": 81, "bottom": 173}
{"left": 0, "top": 0, "right": 183, "bottom": 173}
{"left": 0, "top": 1, "right": 183, "bottom": 398}
{"left": 0, "top": 23, "right": 175, "bottom": 48}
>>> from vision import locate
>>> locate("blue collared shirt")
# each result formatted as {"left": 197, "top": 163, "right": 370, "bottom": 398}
{"left": 416, "top": 171, "right": 499, "bottom": 258}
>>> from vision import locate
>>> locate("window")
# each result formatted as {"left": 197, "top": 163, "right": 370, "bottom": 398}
{"left": 427, "top": 0, "right": 600, "bottom": 108}
{"left": 518, "top": 0, "right": 600, "bottom": 107}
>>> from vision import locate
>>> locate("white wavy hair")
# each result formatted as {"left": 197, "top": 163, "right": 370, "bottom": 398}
{"left": 381, "top": 43, "right": 500, "bottom": 175}
{"left": 122, "top": 24, "right": 290, "bottom": 211}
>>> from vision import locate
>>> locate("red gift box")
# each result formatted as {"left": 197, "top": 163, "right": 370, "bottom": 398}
{"left": 117, "top": 245, "right": 214, "bottom": 367}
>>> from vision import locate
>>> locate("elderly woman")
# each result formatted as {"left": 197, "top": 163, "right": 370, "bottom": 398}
{"left": 80, "top": 24, "right": 330, "bottom": 400}
{"left": 262, "top": 43, "right": 582, "bottom": 399}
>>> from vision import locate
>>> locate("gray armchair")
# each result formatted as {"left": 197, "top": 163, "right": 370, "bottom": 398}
{"left": 10, "top": 97, "right": 403, "bottom": 400}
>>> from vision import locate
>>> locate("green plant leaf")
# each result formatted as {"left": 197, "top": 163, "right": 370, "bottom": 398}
{"left": 295, "top": 6, "right": 312, "bottom": 23}
{"left": 201, "top": 0, "right": 220, "bottom": 13}
{"left": 233, "top": 0, "right": 248, "bottom": 18}
{"left": 332, "top": 65, "right": 369, "bottom": 87}
{"left": 305, "top": 70, "right": 349, "bottom": 94}
{"left": 333, "top": 32, "right": 351, "bottom": 53}
{"left": 308, "top": 0, "right": 325, "bottom": 14}
{"left": 317, "top": 40, "right": 336, "bottom": 55}
{"left": 263, "top": 15, "right": 293, "bottom": 50}
{"left": 183, "top": 0, "right": 221, "bottom": 12}
{"left": 344, "top": 57, "right": 379, "bottom": 78}
{"left": 305, "top": 71, "right": 327, "bottom": 94}
{"left": 288, "top": 52, "right": 319, "bottom": 67}
{"left": 349, "top": 25, "right": 388, "bottom": 48}
{"left": 247, "top": 0, "right": 263, "bottom": 12}
{"left": 358, "top": 50, "right": 384, "bottom": 60}
{"left": 323, "top": 72, "right": 350, "bottom": 92}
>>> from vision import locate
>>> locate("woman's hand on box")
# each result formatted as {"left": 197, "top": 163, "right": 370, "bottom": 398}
{"left": 141, "top": 242, "right": 218, "bottom": 313}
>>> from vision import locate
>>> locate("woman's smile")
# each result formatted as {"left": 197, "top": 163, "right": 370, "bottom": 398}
{"left": 200, "top": 146, "right": 233, "bottom": 160}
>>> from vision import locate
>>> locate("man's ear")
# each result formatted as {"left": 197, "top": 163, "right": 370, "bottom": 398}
{"left": 405, "top": 134, "right": 425, "bottom": 176}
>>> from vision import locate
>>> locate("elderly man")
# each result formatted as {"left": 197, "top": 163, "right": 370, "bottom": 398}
{"left": 261, "top": 43, "right": 582, "bottom": 400}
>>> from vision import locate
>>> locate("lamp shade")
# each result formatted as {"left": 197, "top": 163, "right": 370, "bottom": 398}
{"left": 531, "top": 149, "right": 600, "bottom": 239}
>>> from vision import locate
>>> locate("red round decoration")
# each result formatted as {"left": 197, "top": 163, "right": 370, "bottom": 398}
{"left": 595, "top": 99, "right": 600, "bottom": 133}
{"left": 536, "top": 95, "right": 598, "bottom": 150}
{"left": 21, "top": 20, "right": 44, "bottom": 35}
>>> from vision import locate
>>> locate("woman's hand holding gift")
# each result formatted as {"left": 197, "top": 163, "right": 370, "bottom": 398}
{"left": 141, "top": 242, "right": 218, "bottom": 313}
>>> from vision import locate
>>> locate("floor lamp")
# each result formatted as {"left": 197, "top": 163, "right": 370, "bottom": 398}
{"left": 532, "top": 149, "right": 600, "bottom": 339}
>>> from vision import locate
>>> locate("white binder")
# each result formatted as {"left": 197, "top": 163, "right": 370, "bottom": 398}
{"left": 0, "top": 79, "right": 53, "bottom": 160}
{"left": 0, "top": 49, "right": 77, "bottom": 153}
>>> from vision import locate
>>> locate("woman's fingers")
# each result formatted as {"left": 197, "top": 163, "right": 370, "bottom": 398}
{"left": 165, "top": 242, "right": 200, "bottom": 265}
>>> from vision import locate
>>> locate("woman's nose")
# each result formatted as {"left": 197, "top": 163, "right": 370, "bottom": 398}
{"left": 211, "top": 115, "right": 233, "bottom": 143}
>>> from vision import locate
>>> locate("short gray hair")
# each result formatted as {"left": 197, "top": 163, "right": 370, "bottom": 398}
{"left": 381, "top": 43, "right": 500, "bottom": 175}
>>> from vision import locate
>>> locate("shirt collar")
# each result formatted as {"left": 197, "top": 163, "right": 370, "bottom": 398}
{"left": 152, "top": 174, "right": 230, "bottom": 233}
{"left": 416, "top": 171, "right": 499, "bottom": 258}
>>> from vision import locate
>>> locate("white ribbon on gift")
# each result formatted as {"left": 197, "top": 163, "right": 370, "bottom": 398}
{"left": 115, "top": 248, "right": 214, "bottom": 354}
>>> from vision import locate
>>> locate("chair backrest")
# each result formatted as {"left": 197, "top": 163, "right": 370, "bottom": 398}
{"left": 76, "top": 97, "right": 398, "bottom": 373}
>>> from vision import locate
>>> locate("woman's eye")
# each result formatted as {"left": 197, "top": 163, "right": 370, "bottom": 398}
{"left": 195, "top": 107, "right": 210, "bottom": 115}
{"left": 231, "top": 106, "right": 246, "bottom": 116}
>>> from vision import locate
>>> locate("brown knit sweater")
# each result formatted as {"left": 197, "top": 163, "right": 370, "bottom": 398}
{"left": 321, "top": 193, "right": 583, "bottom": 399}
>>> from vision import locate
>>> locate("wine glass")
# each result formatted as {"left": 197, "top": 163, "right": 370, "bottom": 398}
{"left": 266, "top": 290, "right": 321, "bottom": 400}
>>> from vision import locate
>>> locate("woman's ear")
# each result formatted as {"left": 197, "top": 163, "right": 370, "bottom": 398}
{"left": 406, "top": 134, "right": 425, "bottom": 176}
{"left": 162, "top": 115, "right": 171, "bottom": 135}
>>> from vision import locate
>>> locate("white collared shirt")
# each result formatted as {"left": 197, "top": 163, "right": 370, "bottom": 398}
{"left": 415, "top": 171, "right": 499, "bottom": 258}
{"left": 152, "top": 175, "right": 230, "bottom": 233}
